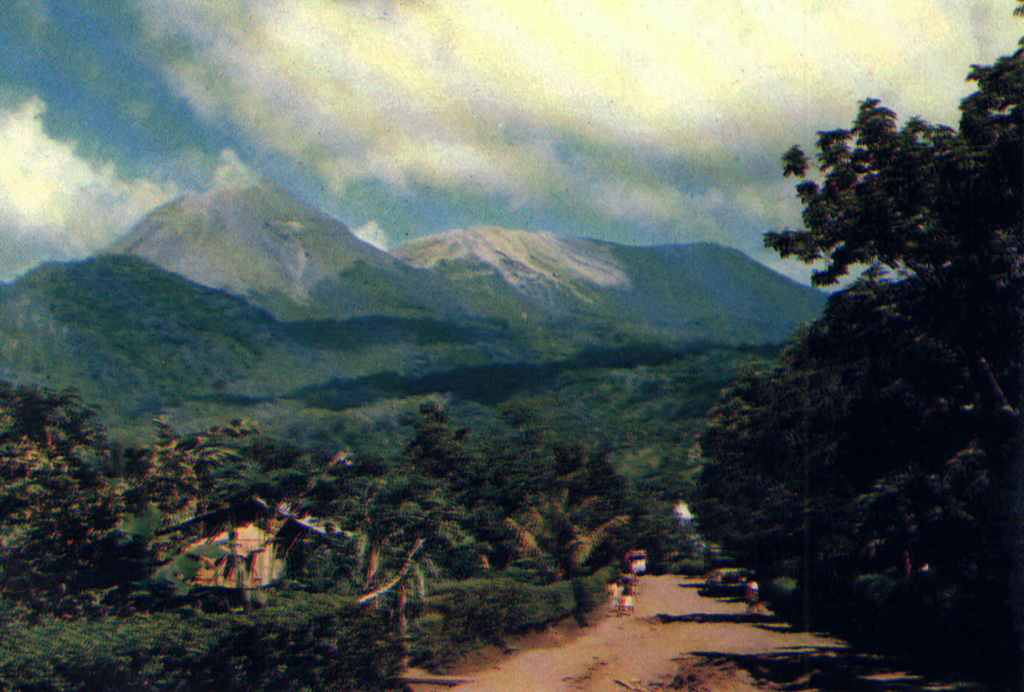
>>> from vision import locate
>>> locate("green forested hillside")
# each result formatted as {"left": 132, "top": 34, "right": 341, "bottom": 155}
{"left": 0, "top": 256, "right": 514, "bottom": 429}
{"left": 290, "top": 343, "right": 773, "bottom": 474}
{"left": 0, "top": 250, "right": 794, "bottom": 457}
{"left": 606, "top": 243, "right": 826, "bottom": 343}
{"left": 0, "top": 255, "right": 286, "bottom": 412}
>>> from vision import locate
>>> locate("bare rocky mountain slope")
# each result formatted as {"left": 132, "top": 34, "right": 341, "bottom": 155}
{"left": 109, "top": 185, "right": 463, "bottom": 321}
{"left": 110, "top": 184, "right": 825, "bottom": 345}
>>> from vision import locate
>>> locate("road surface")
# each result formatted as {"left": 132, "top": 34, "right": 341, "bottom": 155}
{"left": 406, "top": 575, "right": 986, "bottom": 691}
{"left": 407, "top": 575, "right": 842, "bottom": 691}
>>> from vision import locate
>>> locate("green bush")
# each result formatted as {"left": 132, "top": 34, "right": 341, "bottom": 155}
{"left": 413, "top": 567, "right": 614, "bottom": 669}
{"left": 763, "top": 576, "right": 800, "bottom": 623}
{"left": 668, "top": 559, "right": 707, "bottom": 576}
{"left": 0, "top": 593, "right": 403, "bottom": 691}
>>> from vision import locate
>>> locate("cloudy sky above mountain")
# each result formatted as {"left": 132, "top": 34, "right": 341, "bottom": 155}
{"left": 1, "top": 0, "right": 1021, "bottom": 282}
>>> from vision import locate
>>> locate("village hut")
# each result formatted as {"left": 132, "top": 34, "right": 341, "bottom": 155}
{"left": 157, "top": 497, "right": 342, "bottom": 593}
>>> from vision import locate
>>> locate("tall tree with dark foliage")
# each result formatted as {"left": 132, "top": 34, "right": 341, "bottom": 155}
{"left": 697, "top": 22, "right": 1023, "bottom": 684}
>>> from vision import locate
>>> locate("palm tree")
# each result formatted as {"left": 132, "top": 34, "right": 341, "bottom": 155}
{"left": 505, "top": 488, "right": 628, "bottom": 579}
{"left": 352, "top": 478, "right": 467, "bottom": 658}
{"left": 140, "top": 418, "right": 252, "bottom": 521}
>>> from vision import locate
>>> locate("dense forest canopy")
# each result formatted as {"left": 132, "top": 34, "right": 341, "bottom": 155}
{"left": 0, "top": 378, "right": 699, "bottom": 688}
{"left": 696, "top": 24, "right": 1024, "bottom": 684}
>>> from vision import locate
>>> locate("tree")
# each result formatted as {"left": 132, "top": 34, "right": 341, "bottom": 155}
{"left": 348, "top": 473, "right": 469, "bottom": 656}
{"left": 765, "top": 40, "right": 1023, "bottom": 405}
{"left": 0, "top": 384, "right": 142, "bottom": 615}
{"left": 504, "top": 488, "right": 628, "bottom": 580}
{"left": 697, "top": 28, "right": 1023, "bottom": 682}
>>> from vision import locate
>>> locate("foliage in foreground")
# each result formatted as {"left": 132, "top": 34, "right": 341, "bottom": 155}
{"left": 411, "top": 567, "right": 615, "bottom": 669}
{"left": 696, "top": 30, "right": 1024, "bottom": 683}
{"left": 0, "top": 370, "right": 691, "bottom": 687}
{"left": 0, "top": 593, "right": 403, "bottom": 692}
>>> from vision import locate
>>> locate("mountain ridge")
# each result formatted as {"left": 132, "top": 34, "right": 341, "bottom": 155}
{"left": 391, "top": 224, "right": 825, "bottom": 345}
{"left": 106, "top": 184, "right": 825, "bottom": 346}
{"left": 1, "top": 185, "right": 825, "bottom": 442}
{"left": 391, "top": 226, "right": 631, "bottom": 295}
{"left": 108, "top": 185, "right": 469, "bottom": 321}
{"left": 109, "top": 185, "right": 381, "bottom": 301}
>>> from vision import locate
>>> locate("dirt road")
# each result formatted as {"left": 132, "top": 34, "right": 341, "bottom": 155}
{"left": 407, "top": 576, "right": 840, "bottom": 691}
{"left": 406, "top": 576, "right": 984, "bottom": 691}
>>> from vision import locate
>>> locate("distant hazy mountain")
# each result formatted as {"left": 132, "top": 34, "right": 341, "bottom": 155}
{"left": 0, "top": 189, "right": 827, "bottom": 438}
{"left": 108, "top": 185, "right": 459, "bottom": 321}
{"left": 392, "top": 226, "right": 630, "bottom": 298}
{"left": 392, "top": 227, "right": 825, "bottom": 344}
{"left": 111, "top": 188, "right": 823, "bottom": 347}
{"left": 605, "top": 242, "right": 826, "bottom": 343}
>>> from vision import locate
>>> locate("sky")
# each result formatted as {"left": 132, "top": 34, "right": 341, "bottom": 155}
{"left": 0, "top": 0, "right": 1021, "bottom": 284}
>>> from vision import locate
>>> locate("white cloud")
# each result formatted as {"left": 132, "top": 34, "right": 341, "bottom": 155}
{"left": 144, "top": 0, "right": 1020, "bottom": 157}
{"left": 733, "top": 179, "right": 806, "bottom": 232}
{"left": 0, "top": 98, "right": 179, "bottom": 278}
{"left": 588, "top": 178, "right": 710, "bottom": 229}
{"left": 212, "top": 148, "right": 260, "bottom": 188}
{"left": 584, "top": 172, "right": 807, "bottom": 249}
{"left": 353, "top": 220, "right": 390, "bottom": 251}
{"left": 134, "top": 0, "right": 1022, "bottom": 271}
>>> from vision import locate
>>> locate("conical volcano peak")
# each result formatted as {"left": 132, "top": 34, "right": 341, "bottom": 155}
{"left": 107, "top": 184, "right": 387, "bottom": 305}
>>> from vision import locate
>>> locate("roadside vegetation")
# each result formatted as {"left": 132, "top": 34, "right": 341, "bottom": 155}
{"left": 0, "top": 382, "right": 700, "bottom": 690}
{"left": 695, "top": 27, "right": 1023, "bottom": 686}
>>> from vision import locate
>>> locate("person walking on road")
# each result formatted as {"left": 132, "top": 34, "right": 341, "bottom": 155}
{"left": 619, "top": 576, "right": 635, "bottom": 615}
{"left": 608, "top": 579, "right": 624, "bottom": 613}
{"left": 745, "top": 578, "right": 762, "bottom": 613}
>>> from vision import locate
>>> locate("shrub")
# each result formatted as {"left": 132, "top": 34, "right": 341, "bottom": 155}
{"left": 667, "top": 559, "right": 707, "bottom": 576}
{"left": 412, "top": 567, "right": 615, "bottom": 669}
{"left": 763, "top": 576, "right": 800, "bottom": 623}
{"left": 0, "top": 593, "right": 403, "bottom": 691}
